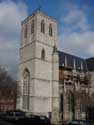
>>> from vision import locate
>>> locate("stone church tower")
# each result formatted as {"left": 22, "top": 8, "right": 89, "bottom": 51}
{"left": 17, "top": 10, "right": 60, "bottom": 123}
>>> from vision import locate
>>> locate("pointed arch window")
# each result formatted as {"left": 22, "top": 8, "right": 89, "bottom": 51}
{"left": 41, "top": 48, "right": 45, "bottom": 60}
{"left": 41, "top": 20, "right": 45, "bottom": 33}
{"left": 68, "top": 92, "right": 75, "bottom": 115}
{"left": 24, "top": 24, "right": 27, "bottom": 38}
{"left": 31, "top": 20, "right": 34, "bottom": 34}
{"left": 49, "top": 24, "right": 53, "bottom": 36}
{"left": 23, "top": 68, "right": 30, "bottom": 110}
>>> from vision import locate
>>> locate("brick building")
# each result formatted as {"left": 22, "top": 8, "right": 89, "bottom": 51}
{"left": 0, "top": 89, "right": 16, "bottom": 112}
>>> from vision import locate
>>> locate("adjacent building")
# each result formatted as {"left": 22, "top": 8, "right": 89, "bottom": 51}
{"left": 0, "top": 87, "right": 16, "bottom": 112}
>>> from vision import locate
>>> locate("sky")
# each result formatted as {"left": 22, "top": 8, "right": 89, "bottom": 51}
{"left": 0, "top": 0, "right": 94, "bottom": 79}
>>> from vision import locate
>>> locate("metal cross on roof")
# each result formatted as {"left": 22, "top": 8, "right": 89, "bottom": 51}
{"left": 36, "top": 0, "right": 41, "bottom": 11}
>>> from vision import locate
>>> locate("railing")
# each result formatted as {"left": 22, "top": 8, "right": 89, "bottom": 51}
{"left": 64, "top": 70, "right": 73, "bottom": 76}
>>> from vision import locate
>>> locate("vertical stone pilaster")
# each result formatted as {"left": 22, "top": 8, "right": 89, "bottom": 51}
{"left": 16, "top": 80, "right": 23, "bottom": 110}
{"left": 51, "top": 46, "right": 60, "bottom": 125}
{"left": 63, "top": 93, "right": 68, "bottom": 121}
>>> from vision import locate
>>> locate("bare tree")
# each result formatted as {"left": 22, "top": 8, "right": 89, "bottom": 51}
{"left": 0, "top": 66, "right": 17, "bottom": 102}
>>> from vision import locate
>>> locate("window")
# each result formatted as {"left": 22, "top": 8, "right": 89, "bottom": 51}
{"left": 60, "top": 94, "right": 63, "bottom": 112}
{"left": 23, "top": 69, "right": 30, "bottom": 110}
{"left": 49, "top": 24, "right": 53, "bottom": 36}
{"left": 41, "top": 20, "right": 45, "bottom": 33}
{"left": 41, "top": 48, "right": 45, "bottom": 60}
{"left": 31, "top": 20, "right": 34, "bottom": 34}
{"left": 24, "top": 24, "right": 27, "bottom": 38}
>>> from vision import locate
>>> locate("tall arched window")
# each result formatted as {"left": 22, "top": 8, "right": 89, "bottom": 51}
{"left": 22, "top": 69, "right": 30, "bottom": 110}
{"left": 49, "top": 24, "right": 53, "bottom": 36}
{"left": 41, "top": 20, "right": 45, "bottom": 33}
{"left": 31, "top": 20, "right": 34, "bottom": 34}
{"left": 41, "top": 48, "right": 45, "bottom": 60}
{"left": 68, "top": 91, "right": 75, "bottom": 119}
{"left": 24, "top": 24, "right": 27, "bottom": 38}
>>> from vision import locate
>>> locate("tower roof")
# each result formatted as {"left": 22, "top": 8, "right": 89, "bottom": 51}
{"left": 21, "top": 9, "right": 57, "bottom": 24}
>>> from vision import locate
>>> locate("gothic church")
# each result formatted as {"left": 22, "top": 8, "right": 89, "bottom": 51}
{"left": 17, "top": 10, "right": 94, "bottom": 123}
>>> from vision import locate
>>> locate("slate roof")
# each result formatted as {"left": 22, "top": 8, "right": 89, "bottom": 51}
{"left": 86, "top": 57, "right": 94, "bottom": 71}
{"left": 58, "top": 51, "right": 88, "bottom": 71}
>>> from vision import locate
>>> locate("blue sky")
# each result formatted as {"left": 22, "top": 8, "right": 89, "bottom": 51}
{"left": 0, "top": 0, "right": 94, "bottom": 79}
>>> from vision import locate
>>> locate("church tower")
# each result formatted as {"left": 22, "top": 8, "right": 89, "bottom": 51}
{"left": 17, "top": 10, "right": 60, "bottom": 122}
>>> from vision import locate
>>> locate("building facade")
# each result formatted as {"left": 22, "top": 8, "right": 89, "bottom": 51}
{"left": 59, "top": 52, "right": 92, "bottom": 121}
{"left": 0, "top": 88, "right": 16, "bottom": 112}
{"left": 17, "top": 10, "right": 94, "bottom": 123}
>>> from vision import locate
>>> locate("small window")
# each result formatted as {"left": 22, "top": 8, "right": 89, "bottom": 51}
{"left": 24, "top": 24, "right": 27, "bottom": 38}
{"left": 23, "top": 68, "right": 30, "bottom": 110}
{"left": 49, "top": 24, "right": 53, "bottom": 36}
{"left": 41, "top": 20, "right": 45, "bottom": 33}
{"left": 41, "top": 49, "right": 45, "bottom": 60}
{"left": 31, "top": 20, "right": 34, "bottom": 34}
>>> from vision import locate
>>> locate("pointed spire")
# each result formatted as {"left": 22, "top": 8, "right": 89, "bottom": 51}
{"left": 65, "top": 56, "right": 67, "bottom": 67}
{"left": 73, "top": 59, "right": 76, "bottom": 70}
{"left": 53, "top": 46, "right": 57, "bottom": 53}
{"left": 81, "top": 61, "right": 83, "bottom": 71}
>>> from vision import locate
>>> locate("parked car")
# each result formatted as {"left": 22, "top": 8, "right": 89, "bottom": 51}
{"left": 0, "top": 112, "right": 6, "bottom": 120}
{"left": 17, "top": 115, "right": 51, "bottom": 125}
{"left": 67, "top": 120, "right": 81, "bottom": 125}
{"left": 66, "top": 120, "right": 92, "bottom": 125}
{"left": 5, "top": 110, "right": 26, "bottom": 122}
{"left": 79, "top": 120, "right": 94, "bottom": 125}
{"left": 0, "top": 119, "right": 12, "bottom": 125}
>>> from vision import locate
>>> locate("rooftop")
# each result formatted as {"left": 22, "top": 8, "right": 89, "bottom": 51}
{"left": 58, "top": 51, "right": 88, "bottom": 71}
{"left": 86, "top": 57, "right": 94, "bottom": 71}
{"left": 21, "top": 9, "right": 57, "bottom": 24}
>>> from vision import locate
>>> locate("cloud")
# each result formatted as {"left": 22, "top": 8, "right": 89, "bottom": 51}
{"left": 58, "top": 31, "right": 94, "bottom": 58}
{"left": 0, "top": 0, "right": 93, "bottom": 79}
{"left": 58, "top": 4, "right": 94, "bottom": 58}
{"left": 0, "top": 0, "right": 28, "bottom": 79}
{"left": 62, "top": 6, "right": 89, "bottom": 32}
